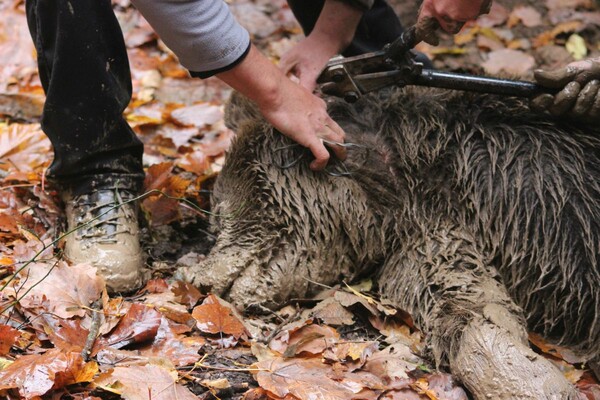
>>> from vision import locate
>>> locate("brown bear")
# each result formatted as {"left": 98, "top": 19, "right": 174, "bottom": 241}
{"left": 179, "top": 86, "right": 600, "bottom": 399}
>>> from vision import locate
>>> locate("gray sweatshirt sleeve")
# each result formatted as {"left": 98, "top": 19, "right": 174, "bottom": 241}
{"left": 131, "top": 0, "right": 251, "bottom": 74}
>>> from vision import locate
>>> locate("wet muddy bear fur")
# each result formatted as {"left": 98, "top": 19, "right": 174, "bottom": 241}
{"left": 180, "top": 86, "right": 600, "bottom": 399}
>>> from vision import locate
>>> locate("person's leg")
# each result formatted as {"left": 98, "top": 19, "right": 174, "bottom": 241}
{"left": 26, "top": 0, "right": 145, "bottom": 292}
{"left": 287, "top": 0, "right": 405, "bottom": 56}
{"left": 25, "top": 0, "right": 144, "bottom": 196}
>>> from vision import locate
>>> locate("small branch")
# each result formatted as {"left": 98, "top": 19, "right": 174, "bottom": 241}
{"left": 81, "top": 298, "right": 102, "bottom": 361}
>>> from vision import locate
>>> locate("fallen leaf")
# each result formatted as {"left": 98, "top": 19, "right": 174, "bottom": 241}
{"left": 43, "top": 317, "right": 89, "bottom": 352}
{"left": 546, "top": 0, "right": 594, "bottom": 11}
{"left": 363, "top": 344, "right": 423, "bottom": 382}
{"left": 142, "top": 162, "right": 192, "bottom": 225}
{"left": 508, "top": 6, "right": 543, "bottom": 28}
{"left": 0, "top": 324, "right": 19, "bottom": 355}
{"left": 269, "top": 323, "right": 339, "bottom": 357}
{"left": 253, "top": 357, "right": 384, "bottom": 400}
{"left": 94, "top": 364, "right": 197, "bottom": 400}
{"left": 482, "top": 49, "right": 535, "bottom": 77}
{"left": 171, "top": 280, "right": 203, "bottom": 309}
{"left": 99, "top": 303, "right": 162, "bottom": 349}
{"left": 323, "top": 341, "right": 379, "bottom": 365}
{"left": 533, "top": 21, "right": 583, "bottom": 48}
{"left": 170, "top": 103, "right": 223, "bottom": 127}
{"left": 529, "top": 332, "right": 587, "bottom": 364}
{"left": 422, "top": 373, "right": 469, "bottom": 400}
{"left": 0, "top": 123, "right": 51, "bottom": 172}
{"left": 310, "top": 297, "right": 355, "bottom": 326}
{"left": 14, "top": 261, "right": 104, "bottom": 319}
{"left": 0, "top": 349, "right": 94, "bottom": 399}
{"left": 566, "top": 33, "right": 588, "bottom": 60}
{"left": 177, "top": 149, "right": 211, "bottom": 175}
{"left": 138, "top": 316, "right": 204, "bottom": 367}
{"left": 192, "top": 294, "right": 248, "bottom": 339}
{"left": 476, "top": 3, "right": 509, "bottom": 27}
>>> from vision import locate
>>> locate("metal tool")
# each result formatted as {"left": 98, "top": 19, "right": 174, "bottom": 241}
{"left": 317, "top": 25, "right": 557, "bottom": 103}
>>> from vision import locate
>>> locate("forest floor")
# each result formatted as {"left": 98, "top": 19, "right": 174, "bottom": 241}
{"left": 1, "top": 0, "right": 600, "bottom": 399}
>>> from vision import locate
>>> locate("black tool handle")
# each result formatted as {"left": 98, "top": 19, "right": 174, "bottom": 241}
{"left": 416, "top": 69, "right": 558, "bottom": 98}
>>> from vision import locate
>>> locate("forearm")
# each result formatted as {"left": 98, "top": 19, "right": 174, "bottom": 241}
{"left": 131, "top": 0, "right": 250, "bottom": 74}
{"left": 310, "top": 0, "right": 364, "bottom": 53}
{"left": 217, "top": 45, "right": 283, "bottom": 110}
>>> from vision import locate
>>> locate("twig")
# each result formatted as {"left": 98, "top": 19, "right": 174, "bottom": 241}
{"left": 81, "top": 298, "right": 102, "bottom": 361}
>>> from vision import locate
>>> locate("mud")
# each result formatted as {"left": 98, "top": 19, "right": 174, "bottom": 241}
{"left": 179, "top": 87, "right": 600, "bottom": 399}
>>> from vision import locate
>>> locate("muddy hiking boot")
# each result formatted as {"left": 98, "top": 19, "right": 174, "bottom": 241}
{"left": 62, "top": 189, "right": 144, "bottom": 293}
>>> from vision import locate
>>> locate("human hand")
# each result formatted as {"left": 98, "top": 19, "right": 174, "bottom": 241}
{"left": 280, "top": 0, "right": 363, "bottom": 92}
{"left": 280, "top": 35, "right": 338, "bottom": 92}
{"left": 258, "top": 76, "right": 347, "bottom": 171}
{"left": 219, "top": 44, "right": 346, "bottom": 171}
{"left": 417, "top": 0, "right": 492, "bottom": 45}
{"left": 531, "top": 58, "right": 600, "bottom": 121}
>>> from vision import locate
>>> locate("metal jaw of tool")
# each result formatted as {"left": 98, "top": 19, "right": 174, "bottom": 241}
{"left": 317, "top": 27, "right": 556, "bottom": 103}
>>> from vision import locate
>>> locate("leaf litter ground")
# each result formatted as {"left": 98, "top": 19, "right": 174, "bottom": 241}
{"left": 1, "top": 0, "right": 600, "bottom": 399}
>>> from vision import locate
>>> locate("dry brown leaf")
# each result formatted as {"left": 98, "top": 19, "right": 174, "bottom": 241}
{"left": 476, "top": 3, "right": 510, "bottom": 28}
{"left": 0, "top": 123, "right": 51, "bottom": 172}
{"left": 142, "top": 162, "right": 192, "bottom": 225}
{"left": 0, "top": 324, "right": 19, "bottom": 355}
{"left": 95, "top": 364, "right": 197, "bottom": 400}
{"left": 170, "top": 103, "right": 223, "bottom": 127}
{"left": 198, "top": 128, "right": 235, "bottom": 157}
{"left": 323, "top": 341, "right": 379, "bottom": 365}
{"left": 310, "top": 297, "right": 355, "bottom": 326}
{"left": 43, "top": 317, "right": 89, "bottom": 352}
{"left": 481, "top": 49, "right": 535, "bottom": 77}
{"left": 0, "top": 349, "right": 95, "bottom": 399}
{"left": 192, "top": 294, "right": 248, "bottom": 339}
{"left": 99, "top": 303, "right": 162, "bottom": 349}
{"left": 508, "top": 6, "right": 543, "bottom": 28}
{"left": 171, "top": 280, "right": 203, "bottom": 309}
{"left": 155, "top": 125, "right": 198, "bottom": 148}
{"left": 14, "top": 261, "right": 104, "bottom": 319}
{"left": 269, "top": 323, "right": 339, "bottom": 357}
{"left": 177, "top": 149, "right": 211, "bottom": 175}
{"left": 420, "top": 374, "right": 469, "bottom": 400}
{"left": 533, "top": 21, "right": 583, "bottom": 48}
{"left": 546, "top": 0, "right": 594, "bottom": 11}
{"left": 363, "top": 344, "right": 423, "bottom": 382}
{"left": 137, "top": 316, "right": 204, "bottom": 367}
{"left": 529, "top": 332, "right": 586, "bottom": 364}
{"left": 0, "top": 212, "right": 19, "bottom": 234}
{"left": 253, "top": 357, "right": 384, "bottom": 400}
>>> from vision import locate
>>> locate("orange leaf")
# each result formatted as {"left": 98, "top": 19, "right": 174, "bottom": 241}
{"left": 15, "top": 261, "right": 104, "bottom": 319}
{"left": 192, "top": 294, "right": 248, "bottom": 339}
{"left": 0, "top": 349, "right": 90, "bottom": 398}
{"left": 529, "top": 332, "right": 586, "bottom": 364}
{"left": 171, "top": 280, "right": 203, "bottom": 309}
{"left": 533, "top": 21, "right": 583, "bottom": 48}
{"left": 253, "top": 357, "right": 384, "bottom": 400}
{"left": 0, "top": 211, "right": 19, "bottom": 233}
{"left": 94, "top": 364, "right": 197, "bottom": 400}
{"left": 0, "top": 324, "right": 19, "bottom": 355}
{"left": 99, "top": 303, "right": 161, "bottom": 349}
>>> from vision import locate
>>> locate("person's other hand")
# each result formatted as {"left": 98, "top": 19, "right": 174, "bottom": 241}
{"left": 532, "top": 58, "right": 600, "bottom": 121}
{"left": 417, "top": 0, "right": 492, "bottom": 45}
{"left": 279, "top": 36, "right": 337, "bottom": 93}
{"left": 279, "top": 0, "right": 363, "bottom": 92}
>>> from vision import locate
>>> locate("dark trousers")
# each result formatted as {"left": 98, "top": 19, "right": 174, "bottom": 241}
{"left": 26, "top": 0, "right": 144, "bottom": 196}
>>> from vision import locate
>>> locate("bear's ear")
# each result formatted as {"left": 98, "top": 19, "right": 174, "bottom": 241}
{"left": 224, "top": 91, "right": 264, "bottom": 132}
